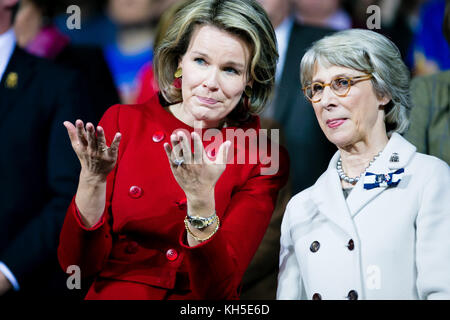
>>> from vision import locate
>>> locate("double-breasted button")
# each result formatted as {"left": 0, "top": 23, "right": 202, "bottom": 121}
{"left": 347, "top": 239, "right": 355, "bottom": 251}
{"left": 128, "top": 185, "right": 143, "bottom": 198}
{"left": 125, "top": 241, "right": 139, "bottom": 254}
{"left": 347, "top": 290, "right": 358, "bottom": 300}
{"left": 312, "top": 293, "right": 322, "bottom": 300}
{"left": 310, "top": 241, "right": 320, "bottom": 253}
{"left": 166, "top": 248, "right": 178, "bottom": 261}
{"left": 175, "top": 198, "right": 187, "bottom": 210}
{"left": 152, "top": 131, "right": 165, "bottom": 143}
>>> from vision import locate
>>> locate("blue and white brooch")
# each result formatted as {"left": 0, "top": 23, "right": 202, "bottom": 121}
{"left": 363, "top": 168, "right": 404, "bottom": 190}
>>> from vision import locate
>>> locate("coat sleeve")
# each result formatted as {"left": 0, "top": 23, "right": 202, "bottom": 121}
{"left": 276, "top": 197, "right": 304, "bottom": 300}
{"left": 57, "top": 105, "right": 122, "bottom": 278}
{"left": 415, "top": 158, "right": 450, "bottom": 299}
{"left": 179, "top": 146, "right": 289, "bottom": 299}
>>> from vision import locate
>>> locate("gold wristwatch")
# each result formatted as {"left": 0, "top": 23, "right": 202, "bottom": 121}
{"left": 186, "top": 211, "right": 217, "bottom": 229}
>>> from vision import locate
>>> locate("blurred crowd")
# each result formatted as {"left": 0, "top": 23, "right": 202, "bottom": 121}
{"left": 19, "top": 0, "right": 447, "bottom": 104}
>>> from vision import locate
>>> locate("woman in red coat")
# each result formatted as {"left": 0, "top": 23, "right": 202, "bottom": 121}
{"left": 58, "top": 0, "right": 289, "bottom": 300}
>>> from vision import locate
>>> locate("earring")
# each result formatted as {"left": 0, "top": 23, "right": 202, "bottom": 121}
{"left": 174, "top": 68, "right": 182, "bottom": 78}
{"left": 244, "top": 85, "right": 252, "bottom": 97}
{"left": 173, "top": 68, "right": 182, "bottom": 89}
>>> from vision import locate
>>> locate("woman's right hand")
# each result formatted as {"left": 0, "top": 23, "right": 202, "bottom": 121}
{"left": 63, "top": 120, "right": 121, "bottom": 181}
{"left": 63, "top": 120, "right": 121, "bottom": 227}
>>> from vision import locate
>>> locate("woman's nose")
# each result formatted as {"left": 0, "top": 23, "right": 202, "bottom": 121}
{"left": 202, "top": 68, "right": 219, "bottom": 91}
{"left": 319, "top": 85, "right": 336, "bottom": 109}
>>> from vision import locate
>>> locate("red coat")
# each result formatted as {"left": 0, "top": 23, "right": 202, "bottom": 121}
{"left": 58, "top": 95, "right": 289, "bottom": 300}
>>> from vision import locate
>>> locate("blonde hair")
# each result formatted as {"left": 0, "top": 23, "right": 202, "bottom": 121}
{"left": 300, "top": 29, "right": 411, "bottom": 135}
{"left": 154, "top": 0, "right": 278, "bottom": 123}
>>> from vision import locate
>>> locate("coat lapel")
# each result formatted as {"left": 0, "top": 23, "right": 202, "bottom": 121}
{"left": 310, "top": 133, "right": 417, "bottom": 232}
{"left": 310, "top": 151, "right": 356, "bottom": 237}
{"left": 346, "top": 133, "right": 417, "bottom": 218}
{"left": 0, "top": 46, "right": 34, "bottom": 126}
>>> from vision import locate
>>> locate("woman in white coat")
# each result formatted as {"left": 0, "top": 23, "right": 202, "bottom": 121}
{"left": 277, "top": 29, "right": 450, "bottom": 300}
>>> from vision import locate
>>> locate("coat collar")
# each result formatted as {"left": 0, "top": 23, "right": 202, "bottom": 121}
{"left": 346, "top": 133, "right": 416, "bottom": 218}
{"left": 310, "top": 151, "right": 356, "bottom": 237}
{"left": 310, "top": 133, "right": 417, "bottom": 234}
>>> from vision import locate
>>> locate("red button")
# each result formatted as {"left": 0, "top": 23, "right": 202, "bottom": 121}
{"left": 166, "top": 248, "right": 178, "bottom": 261}
{"left": 129, "top": 186, "right": 143, "bottom": 198}
{"left": 175, "top": 198, "right": 187, "bottom": 210}
{"left": 152, "top": 131, "right": 165, "bottom": 143}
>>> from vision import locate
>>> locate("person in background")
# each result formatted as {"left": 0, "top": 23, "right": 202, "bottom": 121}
{"left": 348, "top": 0, "right": 423, "bottom": 64}
{"left": 408, "top": 0, "right": 450, "bottom": 76}
{"left": 103, "top": 0, "right": 180, "bottom": 103}
{"left": 260, "top": 0, "right": 336, "bottom": 196}
{"left": 277, "top": 29, "right": 450, "bottom": 300}
{"left": 238, "top": 0, "right": 335, "bottom": 300}
{"left": 58, "top": 0, "right": 289, "bottom": 300}
{"left": 54, "top": 0, "right": 117, "bottom": 47}
{"left": 0, "top": 0, "right": 93, "bottom": 298}
{"left": 14, "top": 0, "right": 120, "bottom": 123}
{"left": 405, "top": 0, "right": 450, "bottom": 164}
{"left": 293, "top": 0, "right": 352, "bottom": 30}
{"left": 134, "top": 0, "right": 189, "bottom": 104}
{"left": 55, "top": 0, "right": 181, "bottom": 104}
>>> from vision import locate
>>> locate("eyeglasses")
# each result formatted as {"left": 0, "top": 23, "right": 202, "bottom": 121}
{"left": 303, "top": 74, "right": 373, "bottom": 103}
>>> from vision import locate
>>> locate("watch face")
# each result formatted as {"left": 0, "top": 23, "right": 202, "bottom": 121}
{"left": 190, "top": 219, "right": 206, "bottom": 229}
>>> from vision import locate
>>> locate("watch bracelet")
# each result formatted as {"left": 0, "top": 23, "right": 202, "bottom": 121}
{"left": 184, "top": 216, "right": 220, "bottom": 242}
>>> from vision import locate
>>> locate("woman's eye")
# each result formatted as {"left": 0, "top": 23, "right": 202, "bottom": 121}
{"left": 312, "top": 84, "right": 323, "bottom": 92}
{"left": 194, "top": 58, "right": 206, "bottom": 65}
{"left": 336, "top": 79, "right": 349, "bottom": 87}
{"left": 224, "top": 67, "right": 239, "bottom": 75}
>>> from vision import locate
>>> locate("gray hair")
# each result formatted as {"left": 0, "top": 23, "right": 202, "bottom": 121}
{"left": 300, "top": 29, "right": 411, "bottom": 135}
{"left": 154, "top": 0, "right": 278, "bottom": 124}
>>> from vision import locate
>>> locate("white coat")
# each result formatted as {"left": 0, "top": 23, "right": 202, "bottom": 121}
{"left": 277, "top": 133, "right": 450, "bottom": 300}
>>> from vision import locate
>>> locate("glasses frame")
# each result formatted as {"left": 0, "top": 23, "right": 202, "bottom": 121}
{"left": 303, "top": 74, "right": 373, "bottom": 103}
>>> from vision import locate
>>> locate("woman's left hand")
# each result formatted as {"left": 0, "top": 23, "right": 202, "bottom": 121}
{"left": 164, "top": 131, "right": 231, "bottom": 208}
